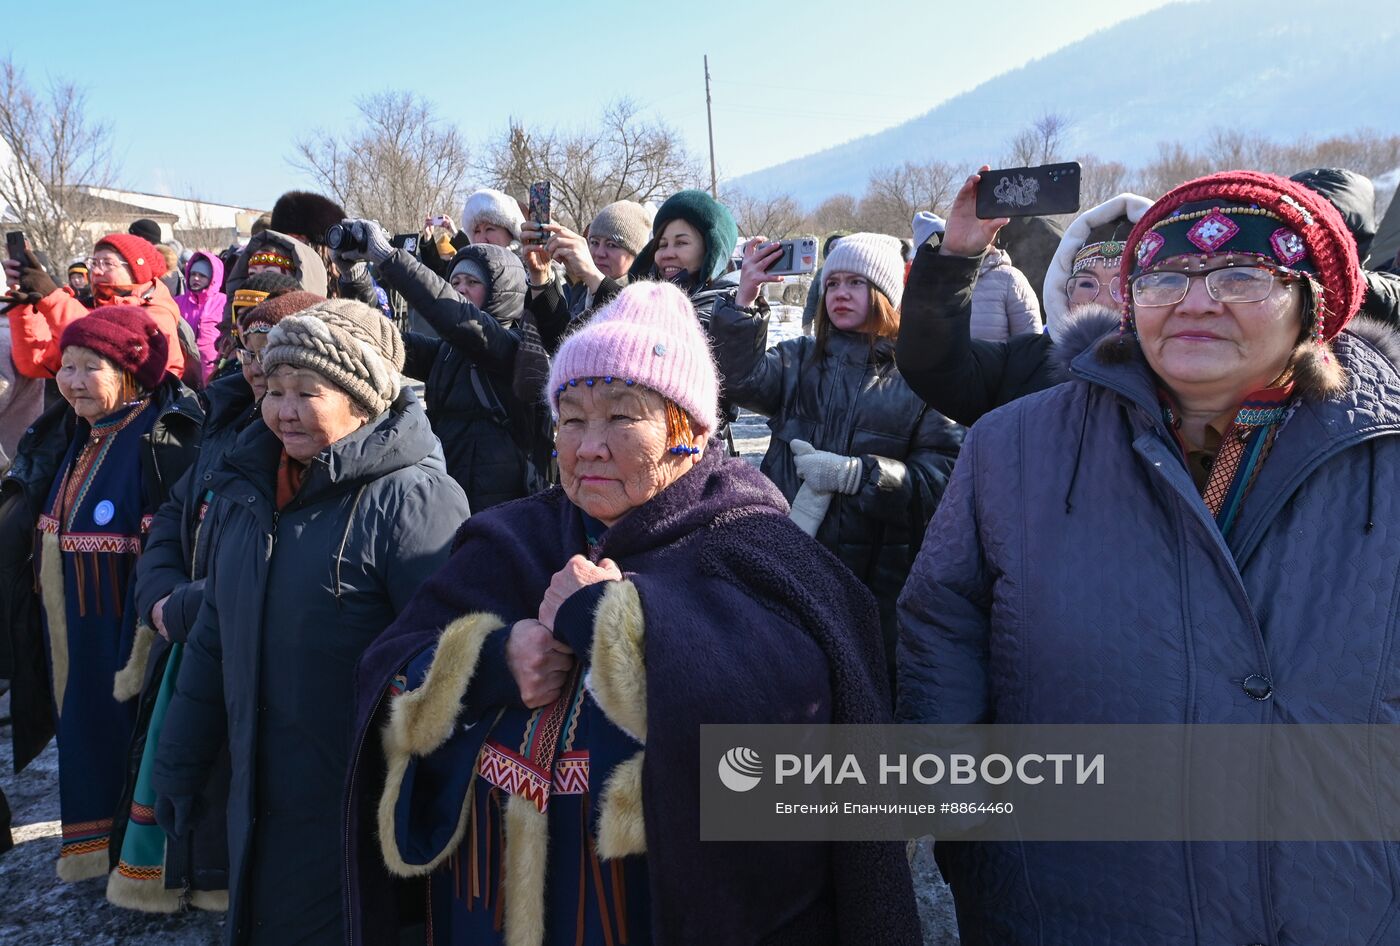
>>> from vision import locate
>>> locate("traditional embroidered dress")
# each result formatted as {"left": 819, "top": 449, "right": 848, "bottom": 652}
{"left": 37, "top": 397, "right": 158, "bottom": 881}
{"left": 392, "top": 512, "right": 650, "bottom": 946}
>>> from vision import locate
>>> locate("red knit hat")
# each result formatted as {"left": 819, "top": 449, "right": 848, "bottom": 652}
{"left": 60, "top": 305, "right": 169, "bottom": 390}
{"left": 1122, "top": 171, "right": 1363, "bottom": 341}
{"left": 94, "top": 233, "right": 168, "bottom": 284}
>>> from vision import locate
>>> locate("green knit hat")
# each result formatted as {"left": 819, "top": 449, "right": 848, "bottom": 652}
{"left": 628, "top": 189, "right": 738, "bottom": 286}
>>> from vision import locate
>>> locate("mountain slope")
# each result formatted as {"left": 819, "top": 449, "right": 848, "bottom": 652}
{"left": 732, "top": 0, "right": 1399, "bottom": 205}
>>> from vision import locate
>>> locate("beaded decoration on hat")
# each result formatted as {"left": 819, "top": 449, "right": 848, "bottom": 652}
{"left": 1114, "top": 171, "right": 1364, "bottom": 347}
{"left": 1071, "top": 240, "right": 1124, "bottom": 274}
{"left": 248, "top": 250, "right": 295, "bottom": 272}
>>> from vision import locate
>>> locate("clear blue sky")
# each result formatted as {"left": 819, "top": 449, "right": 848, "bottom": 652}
{"left": 4, "top": 0, "right": 1177, "bottom": 209}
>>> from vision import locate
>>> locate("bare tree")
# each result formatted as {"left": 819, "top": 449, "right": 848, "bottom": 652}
{"left": 476, "top": 99, "right": 702, "bottom": 231}
{"left": 856, "top": 160, "right": 960, "bottom": 236}
{"left": 722, "top": 187, "right": 805, "bottom": 239}
{"left": 292, "top": 90, "right": 471, "bottom": 234}
{"left": 0, "top": 56, "right": 119, "bottom": 265}
{"left": 804, "top": 193, "right": 860, "bottom": 237}
{"left": 1006, "top": 112, "right": 1073, "bottom": 167}
{"left": 1077, "top": 154, "right": 1133, "bottom": 208}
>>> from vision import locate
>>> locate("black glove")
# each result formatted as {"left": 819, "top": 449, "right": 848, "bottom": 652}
{"left": 154, "top": 793, "right": 198, "bottom": 840}
{"left": 12, "top": 247, "right": 58, "bottom": 302}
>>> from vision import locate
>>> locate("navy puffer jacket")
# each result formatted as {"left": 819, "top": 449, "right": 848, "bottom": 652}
{"left": 898, "top": 309, "right": 1400, "bottom": 945}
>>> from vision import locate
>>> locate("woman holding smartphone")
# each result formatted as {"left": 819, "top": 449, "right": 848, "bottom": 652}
{"left": 709, "top": 232, "right": 963, "bottom": 686}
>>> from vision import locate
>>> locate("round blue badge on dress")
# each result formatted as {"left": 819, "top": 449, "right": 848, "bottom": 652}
{"left": 93, "top": 500, "right": 115, "bottom": 526}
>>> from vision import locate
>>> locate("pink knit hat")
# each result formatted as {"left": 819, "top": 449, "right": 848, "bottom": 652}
{"left": 546, "top": 280, "right": 719, "bottom": 437}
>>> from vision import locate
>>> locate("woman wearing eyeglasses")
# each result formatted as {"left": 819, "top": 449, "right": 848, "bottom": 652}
{"left": 4, "top": 233, "right": 187, "bottom": 382}
{"left": 896, "top": 182, "right": 1149, "bottom": 426}
{"left": 898, "top": 172, "right": 1397, "bottom": 944}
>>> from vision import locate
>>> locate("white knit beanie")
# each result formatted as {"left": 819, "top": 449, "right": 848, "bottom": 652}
{"left": 821, "top": 232, "right": 906, "bottom": 309}
{"left": 461, "top": 189, "right": 525, "bottom": 242}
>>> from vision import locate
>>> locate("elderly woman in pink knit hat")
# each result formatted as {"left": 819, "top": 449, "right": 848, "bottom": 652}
{"left": 346, "top": 280, "right": 920, "bottom": 945}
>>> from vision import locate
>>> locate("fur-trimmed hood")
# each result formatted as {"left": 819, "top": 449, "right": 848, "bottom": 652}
{"left": 1043, "top": 192, "right": 1152, "bottom": 340}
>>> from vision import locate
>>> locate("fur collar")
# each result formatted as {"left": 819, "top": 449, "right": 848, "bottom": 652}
{"left": 1047, "top": 303, "right": 1121, "bottom": 379}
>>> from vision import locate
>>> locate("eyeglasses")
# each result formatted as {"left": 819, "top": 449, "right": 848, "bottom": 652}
{"left": 1065, "top": 273, "right": 1122, "bottom": 305}
{"left": 85, "top": 256, "right": 130, "bottom": 273}
{"left": 235, "top": 346, "right": 262, "bottom": 365}
{"left": 1130, "top": 265, "right": 1296, "bottom": 307}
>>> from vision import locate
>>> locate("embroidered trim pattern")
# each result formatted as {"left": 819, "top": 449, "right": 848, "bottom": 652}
{"left": 1186, "top": 209, "right": 1241, "bottom": 252}
{"left": 1136, "top": 232, "right": 1165, "bottom": 268}
{"left": 477, "top": 741, "right": 553, "bottom": 811}
{"left": 36, "top": 516, "right": 143, "bottom": 554}
{"left": 1270, "top": 227, "right": 1308, "bottom": 266}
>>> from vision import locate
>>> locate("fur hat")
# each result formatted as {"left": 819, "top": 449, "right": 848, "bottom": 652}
{"left": 270, "top": 191, "right": 347, "bottom": 246}
{"left": 1122, "top": 171, "right": 1363, "bottom": 341}
{"left": 547, "top": 280, "right": 719, "bottom": 437}
{"left": 588, "top": 200, "right": 655, "bottom": 257}
{"left": 461, "top": 189, "right": 525, "bottom": 242}
{"left": 60, "top": 305, "right": 168, "bottom": 390}
{"left": 94, "top": 233, "right": 167, "bottom": 283}
{"left": 262, "top": 299, "right": 405, "bottom": 417}
{"left": 821, "top": 232, "right": 906, "bottom": 309}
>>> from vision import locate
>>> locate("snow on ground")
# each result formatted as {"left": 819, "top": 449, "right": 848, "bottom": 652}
{"left": 0, "top": 692, "right": 224, "bottom": 944}
{"left": 0, "top": 304, "right": 957, "bottom": 944}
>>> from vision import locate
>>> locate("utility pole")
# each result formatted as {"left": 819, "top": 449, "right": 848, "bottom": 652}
{"left": 704, "top": 55, "right": 718, "bottom": 198}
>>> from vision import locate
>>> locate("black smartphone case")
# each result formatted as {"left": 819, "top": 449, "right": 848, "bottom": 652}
{"left": 976, "top": 162, "right": 1081, "bottom": 219}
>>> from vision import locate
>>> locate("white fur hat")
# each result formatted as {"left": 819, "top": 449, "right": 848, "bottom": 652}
{"left": 1043, "top": 193, "right": 1152, "bottom": 340}
{"left": 461, "top": 189, "right": 525, "bottom": 242}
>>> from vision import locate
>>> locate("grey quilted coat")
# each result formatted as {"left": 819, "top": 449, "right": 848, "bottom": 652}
{"left": 898, "top": 309, "right": 1400, "bottom": 945}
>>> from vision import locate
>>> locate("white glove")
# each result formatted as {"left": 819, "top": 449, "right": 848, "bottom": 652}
{"left": 788, "top": 481, "right": 833, "bottom": 536}
{"left": 333, "top": 218, "right": 393, "bottom": 265}
{"left": 791, "top": 439, "right": 863, "bottom": 495}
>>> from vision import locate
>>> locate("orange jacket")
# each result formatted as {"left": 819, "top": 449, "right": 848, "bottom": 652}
{"left": 6, "top": 282, "right": 186, "bottom": 381}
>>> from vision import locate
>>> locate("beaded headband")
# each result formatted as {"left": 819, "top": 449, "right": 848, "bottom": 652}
{"left": 1071, "top": 240, "right": 1124, "bottom": 275}
{"left": 1132, "top": 203, "right": 1313, "bottom": 276}
{"left": 248, "top": 250, "right": 295, "bottom": 272}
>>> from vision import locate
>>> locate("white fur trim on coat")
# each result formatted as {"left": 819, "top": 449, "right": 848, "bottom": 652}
{"left": 1043, "top": 193, "right": 1152, "bottom": 340}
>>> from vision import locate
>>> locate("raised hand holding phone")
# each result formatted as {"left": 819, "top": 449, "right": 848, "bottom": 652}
{"left": 940, "top": 168, "right": 1011, "bottom": 258}
{"left": 735, "top": 237, "right": 786, "bottom": 308}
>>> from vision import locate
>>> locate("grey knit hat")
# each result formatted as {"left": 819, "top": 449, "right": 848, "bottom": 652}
{"left": 588, "top": 200, "right": 655, "bottom": 257}
{"left": 821, "top": 232, "right": 906, "bottom": 309}
{"left": 261, "top": 298, "right": 405, "bottom": 416}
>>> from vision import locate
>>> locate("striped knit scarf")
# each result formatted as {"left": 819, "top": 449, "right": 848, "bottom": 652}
{"left": 1161, "top": 385, "right": 1295, "bottom": 538}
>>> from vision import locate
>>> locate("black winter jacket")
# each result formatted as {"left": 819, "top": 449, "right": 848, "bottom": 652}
{"left": 379, "top": 244, "right": 535, "bottom": 510}
{"left": 896, "top": 246, "right": 1064, "bottom": 427}
{"left": 151, "top": 391, "right": 469, "bottom": 945}
{"left": 710, "top": 297, "right": 963, "bottom": 676}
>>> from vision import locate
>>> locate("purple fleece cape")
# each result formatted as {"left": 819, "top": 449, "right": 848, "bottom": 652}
{"left": 344, "top": 446, "right": 920, "bottom": 944}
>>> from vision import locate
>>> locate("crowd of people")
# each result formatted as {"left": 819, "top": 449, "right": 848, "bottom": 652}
{"left": 0, "top": 152, "right": 1399, "bottom": 945}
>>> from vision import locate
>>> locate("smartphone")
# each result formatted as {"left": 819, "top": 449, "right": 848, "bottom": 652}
{"left": 390, "top": 233, "right": 420, "bottom": 255}
{"left": 527, "top": 181, "right": 551, "bottom": 243}
{"left": 975, "top": 161, "right": 1081, "bottom": 219}
{"left": 5, "top": 230, "right": 25, "bottom": 261}
{"left": 428, "top": 215, "right": 449, "bottom": 229}
{"left": 762, "top": 237, "right": 818, "bottom": 277}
